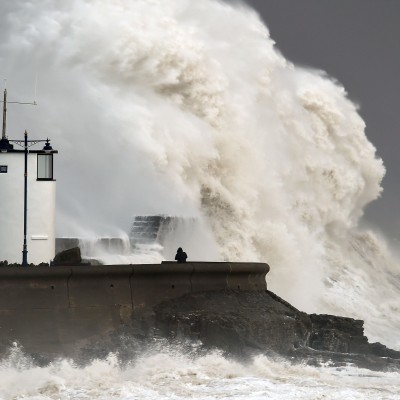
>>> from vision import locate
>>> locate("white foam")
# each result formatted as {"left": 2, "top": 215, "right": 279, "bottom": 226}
{"left": 0, "top": 346, "right": 399, "bottom": 400}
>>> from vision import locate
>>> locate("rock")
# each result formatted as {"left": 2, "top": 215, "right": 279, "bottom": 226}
{"left": 52, "top": 247, "right": 82, "bottom": 265}
{"left": 149, "top": 290, "right": 311, "bottom": 356}
{"left": 308, "top": 313, "right": 400, "bottom": 359}
{"left": 308, "top": 314, "right": 366, "bottom": 353}
{"left": 131, "top": 289, "right": 400, "bottom": 371}
{"left": 37, "top": 262, "right": 50, "bottom": 267}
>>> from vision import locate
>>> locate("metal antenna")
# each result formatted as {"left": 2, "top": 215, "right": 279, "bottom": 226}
{"left": 0, "top": 82, "right": 37, "bottom": 141}
{"left": 1, "top": 78, "right": 7, "bottom": 139}
{"left": 2, "top": 87, "right": 7, "bottom": 140}
{"left": 33, "top": 74, "right": 38, "bottom": 105}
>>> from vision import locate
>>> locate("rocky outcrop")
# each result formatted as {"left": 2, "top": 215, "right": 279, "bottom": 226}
{"left": 308, "top": 313, "right": 400, "bottom": 359}
{"left": 131, "top": 289, "right": 400, "bottom": 371}
{"left": 52, "top": 247, "right": 82, "bottom": 265}
{"left": 297, "top": 313, "right": 400, "bottom": 370}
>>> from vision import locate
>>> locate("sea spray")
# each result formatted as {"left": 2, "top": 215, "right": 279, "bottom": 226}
{"left": 0, "top": 0, "right": 398, "bottom": 348}
{"left": 1, "top": 345, "right": 399, "bottom": 399}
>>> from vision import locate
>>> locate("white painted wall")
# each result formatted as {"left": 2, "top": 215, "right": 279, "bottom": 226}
{"left": 0, "top": 151, "right": 56, "bottom": 264}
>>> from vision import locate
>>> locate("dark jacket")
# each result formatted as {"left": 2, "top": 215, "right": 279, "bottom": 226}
{"left": 175, "top": 248, "right": 187, "bottom": 263}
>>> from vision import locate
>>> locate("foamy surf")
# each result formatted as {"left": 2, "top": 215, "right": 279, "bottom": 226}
{"left": 0, "top": 346, "right": 399, "bottom": 400}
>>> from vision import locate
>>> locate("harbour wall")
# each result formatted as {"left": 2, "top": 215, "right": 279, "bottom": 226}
{"left": 0, "top": 262, "right": 269, "bottom": 359}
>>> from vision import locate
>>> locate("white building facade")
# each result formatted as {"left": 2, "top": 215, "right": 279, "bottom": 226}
{"left": 0, "top": 137, "right": 57, "bottom": 264}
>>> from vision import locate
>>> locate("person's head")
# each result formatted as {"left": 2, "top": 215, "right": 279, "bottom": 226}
{"left": 177, "top": 247, "right": 183, "bottom": 253}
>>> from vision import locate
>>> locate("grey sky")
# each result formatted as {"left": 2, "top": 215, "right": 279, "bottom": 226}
{"left": 229, "top": 0, "right": 400, "bottom": 240}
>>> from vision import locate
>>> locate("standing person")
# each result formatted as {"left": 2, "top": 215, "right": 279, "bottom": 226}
{"left": 175, "top": 247, "right": 187, "bottom": 263}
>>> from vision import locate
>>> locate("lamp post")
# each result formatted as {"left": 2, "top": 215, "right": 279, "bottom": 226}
{"left": 9, "top": 133, "right": 52, "bottom": 266}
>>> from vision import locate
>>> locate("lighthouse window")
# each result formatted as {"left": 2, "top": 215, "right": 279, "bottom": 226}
{"left": 37, "top": 154, "right": 53, "bottom": 180}
{"left": 0, "top": 165, "right": 7, "bottom": 173}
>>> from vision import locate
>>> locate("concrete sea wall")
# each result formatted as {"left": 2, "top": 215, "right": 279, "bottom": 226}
{"left": 0, "top": 262, "right": 269, "bottom": 359}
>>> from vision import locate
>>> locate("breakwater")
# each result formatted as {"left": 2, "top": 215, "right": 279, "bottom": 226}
{"left": 0, "top": 262, "right": 269, "bottom": 359}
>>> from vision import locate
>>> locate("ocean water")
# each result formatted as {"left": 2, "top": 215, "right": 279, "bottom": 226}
{"left": 1, "top": 346, "right": 400, "bottom": 400}
{"left": 0, "top": 0, "right": 399, "bottom": 396}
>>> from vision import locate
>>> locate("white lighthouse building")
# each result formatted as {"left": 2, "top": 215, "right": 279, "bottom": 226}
{"left": 0, "top": 89, "right": 57, "bottom": 265}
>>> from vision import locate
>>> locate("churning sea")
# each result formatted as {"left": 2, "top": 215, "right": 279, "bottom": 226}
{"left": 1, "top": 345, "right": 399, "bottom": 400}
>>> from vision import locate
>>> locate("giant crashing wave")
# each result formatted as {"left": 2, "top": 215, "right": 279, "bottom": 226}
{"left": 0, "top": 0, "right": 399, "bottom": 349}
